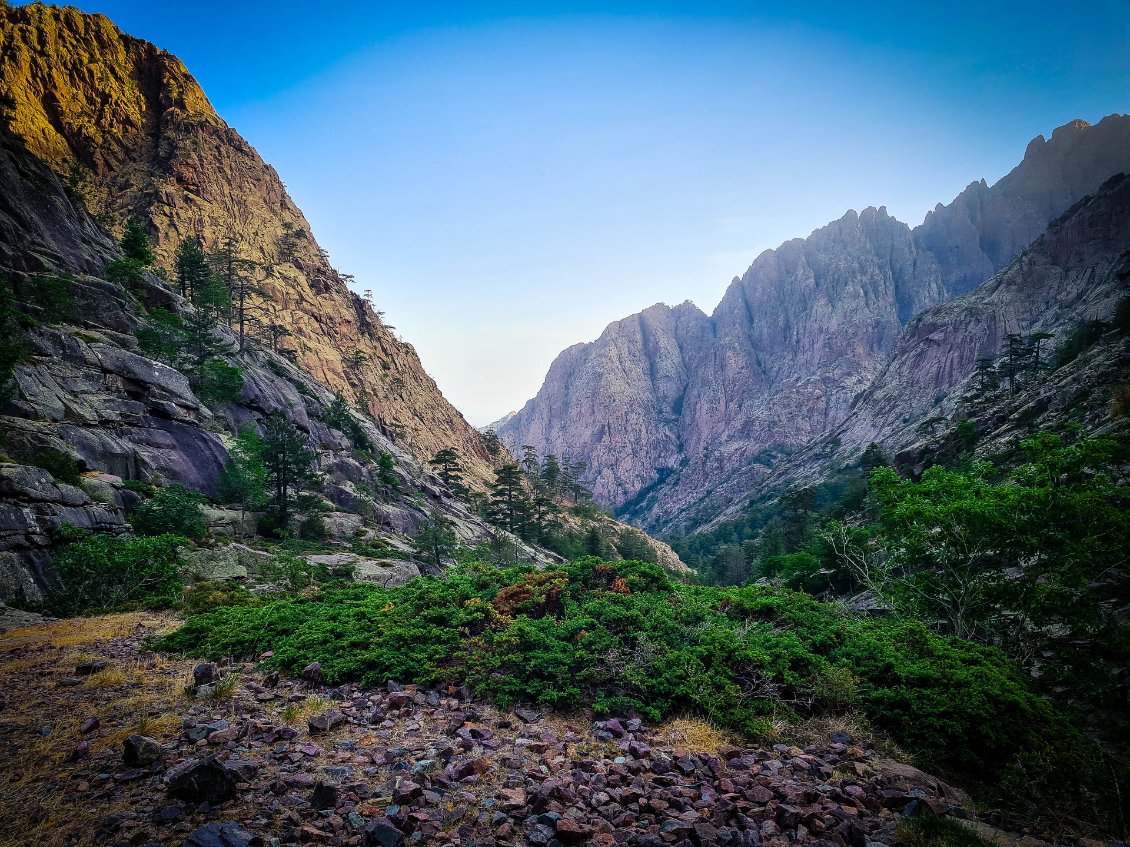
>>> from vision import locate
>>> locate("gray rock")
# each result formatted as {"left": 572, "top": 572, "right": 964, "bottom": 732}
{"left": 364, "top": 818, "right": 405, "bottom": 847}
{"left": 182, "top": 822, "right": 257, "bottom": 847}
{"left": 122, "top": 734, "right": 162, "bottom": 766}
{"left": 165, "top": 756, "right": 239, "bottom": 803}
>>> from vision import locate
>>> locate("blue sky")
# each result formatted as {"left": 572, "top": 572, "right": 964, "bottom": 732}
{"left": 22, "top": 1, "right": 1130, "bottom": 424}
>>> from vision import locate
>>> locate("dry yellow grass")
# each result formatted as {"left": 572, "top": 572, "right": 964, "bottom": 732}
{"left": 777, "top": 712, "right": 911, "bottom": 762}
{"left": 654, "top": 716, "right": 741, "bottom": 754}
{"left": 0, "top": 612, "right": 196, "bottom": 847}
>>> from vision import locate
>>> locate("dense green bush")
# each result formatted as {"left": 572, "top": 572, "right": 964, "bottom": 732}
{"left": 29, "top": 447, "right": 82, "bottom": 485}
{"left": 47, "top": 533, "right": 187, "bottom": 616}
{"left": 321, "top": 396, "right": 373, "bottom": 452}
{"left": 159, "top": 558, "right": 1062, "bottom": 785}
{"left": 198, "top": 360, "right": 245, "bottom": 403}
{"left": 129, "top": 484, "right": 208, "bottom": 540}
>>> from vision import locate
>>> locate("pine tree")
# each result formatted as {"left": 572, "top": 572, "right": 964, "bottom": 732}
{"left": 260, "top": 415, "right": 320, "bottom": 531}
{"left": 218, "top": 424, "right": 267, "bottom": 532}
{"left": 541, "top": 454, "right": 562, "bottom": 493}
{"left": 521, "top": 444, "right": 539, "bottom": 477}
{"left": 482, "top": 428, "right": 502, "bottom": 459}
{"left": 376, "top": 451, "right": 400, "bottom": 498}
{"left": 429, "top": 448, "right": 466, "bottom": 494}
{"left": 413, "top": 510, "right": 458, "bottom": 569}
{"left": 174, "top": 237, "right": 211, "bottom": 299}
{"left": 973, "top": 355, "right": 1000, "bottom": 394}
{"left": 488, "top": 463, "right": 530, "bottom": 535}
{"left": 120, "top": 217, "right": 154, "bottom": 265}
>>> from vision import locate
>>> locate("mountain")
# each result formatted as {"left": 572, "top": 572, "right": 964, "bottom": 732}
{"left": 0, "top": 5, "right": 687, "bottom": 599}
{"left": 740, "top": 172, "right": 1130, "bottom": 518}
{"left": 0, "top": 2, "right": 494, "bottom": 484}
{"left": 499, "top": 115, "right": 1130, "bottom": 535}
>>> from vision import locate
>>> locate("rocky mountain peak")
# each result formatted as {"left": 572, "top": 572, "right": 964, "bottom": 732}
{"left": 502, "top": 114, "right": 1130, "bottom": 535}
{"left": 0, "top": 3, "right": 495, "bottom": 482}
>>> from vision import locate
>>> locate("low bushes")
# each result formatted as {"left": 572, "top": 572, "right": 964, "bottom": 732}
{"left": 47, "top": 532, "right": 187, "bottom": 616}
{"left": 158, "top": 558, "right": 1076, "bottom": 789}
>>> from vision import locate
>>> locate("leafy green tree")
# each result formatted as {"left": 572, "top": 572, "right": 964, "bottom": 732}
{"left": 120, "top": 217, "right": 155, "bottom": 265}
{"left": 199, "top": 359, "right": 244, "bottom": 403}
{"left": 429, "top": 448, "right": 466, "bottom": 494}
{"left": 261, "top": 415, "right": 321, "bottom": 531}
{"left": 47, "top": 533, "right": 186, "bottom": 616}
{"left": 413, "top": 510, "right": 458, "bottom": 568}
{"left": 829, "top": 433, "right": 1130, "bottom": 693}
{"left": 130, "top": 484, "right": 208, "bottom": 540}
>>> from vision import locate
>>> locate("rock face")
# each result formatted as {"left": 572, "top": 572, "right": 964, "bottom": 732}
{"left": 0, "top": 3, "right": 493, "bottom": 484}
{"left": 743, "top": 172, "right": 1130, "bottom": 514}
{"left": 1, "top": 6, "right": 684, "bottom": 599}
{"left": 500, "top": 116, "right": 1130, "bottom": 535}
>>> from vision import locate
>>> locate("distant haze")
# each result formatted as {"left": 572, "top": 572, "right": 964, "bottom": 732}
{"left": 20, "top": 1, "right": 1130, "bottom": 425}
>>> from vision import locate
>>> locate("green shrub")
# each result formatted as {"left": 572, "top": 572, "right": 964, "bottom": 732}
{"left": 297, "top": 514, "right": 327, "bottom": 542}
{"left": 47, "top": 533, "right": 187, "bottom": 616}
{"left": 158, "top": 558, "right": 1076, "bottom": 786}
{"left": 198, "top": 360, "right": 244, "bottom": 403}
{"left": 321, "top": 396, "right": 373, "bottom": 451}
{"left": 895, "top": 815, "right": 994, "bottom": 847}
{"left": 130, "top": 484, "right": 207, "bottom": 540}
{"left": 29, "top": 448, "right": 82, "bottom": 486}
{"left": 26, "top": 274, "right": 76, "bottom": 323}
{"left": 104, "top": 258, "right": 146, "bottom": 289}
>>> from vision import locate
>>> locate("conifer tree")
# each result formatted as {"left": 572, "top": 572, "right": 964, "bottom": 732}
{"left": 174, "top": 237, "right": 211, "bottom": 299}
{"left": 488, "top": 463, "right": 530, "bottom": 535}
{"left": 429, "top": 448, "right": 466, "bottom": 494}
{"left": 413, "top": 510, "right": 458, "bottom": 568}
{"left": 261, "top": 415, "right": 320, "bottom": 531}
{"left": 120, "top": 217, "right": 155, "bottom": 265}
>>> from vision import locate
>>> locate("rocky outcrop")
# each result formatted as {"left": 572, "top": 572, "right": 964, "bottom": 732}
{"left": 916, "top": 115, "right": 1130, "bottom": 296}
{"left": 739, "top": 172, "right": 1130, "bottom": 514}
{"left": 0, "top": 3, "right": 494, "bottom": 484}
{"left": 501, "top": 116, "right": 1130, "bottom": 535}
{"left": 0, "top": 463, "right": 128, "bottom": 601}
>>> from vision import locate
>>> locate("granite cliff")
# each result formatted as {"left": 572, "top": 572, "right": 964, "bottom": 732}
{"left": 739, "top": 172, "right": 1130, "bottom": 519}
{"left": 500, "top": 115, "right": 1130, "bottom": 535}
{"left": 0, "top": 2, "right": 495, "bottom": 484}
{"left": 0, "top": 6, "right": 686, "bottom": 598}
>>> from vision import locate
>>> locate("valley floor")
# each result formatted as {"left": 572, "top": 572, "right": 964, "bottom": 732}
{"left": 0, "top": 613, "right": 1082, "bottom": 847}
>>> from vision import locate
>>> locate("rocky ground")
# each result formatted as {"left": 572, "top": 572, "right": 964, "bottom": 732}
{"left": 0, "top": 613, "right": 1106, "bottom": 847}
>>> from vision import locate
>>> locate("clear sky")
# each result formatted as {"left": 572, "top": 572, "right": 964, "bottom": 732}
{"left": 18, "top": 1, "right": 1130, "bottom": 424}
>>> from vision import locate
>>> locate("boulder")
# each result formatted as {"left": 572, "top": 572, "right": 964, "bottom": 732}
{"left": 122, "top": 734, "right": 162, "bottom": 766}
{"left": 165, "top": 756, "right": 239, "bottom": 803}
{"left": 183, "top": 822, "right": 258, "bottom": 847}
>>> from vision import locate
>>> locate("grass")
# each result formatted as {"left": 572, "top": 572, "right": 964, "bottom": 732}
{"left": 653, "top": 716, "right": 740, "bottom": 755}
{"left": 896, "top": 815, "right": 996, "bottom": 847}
{"left": 0, "top": 612, "right": 196, "bottom": 847}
